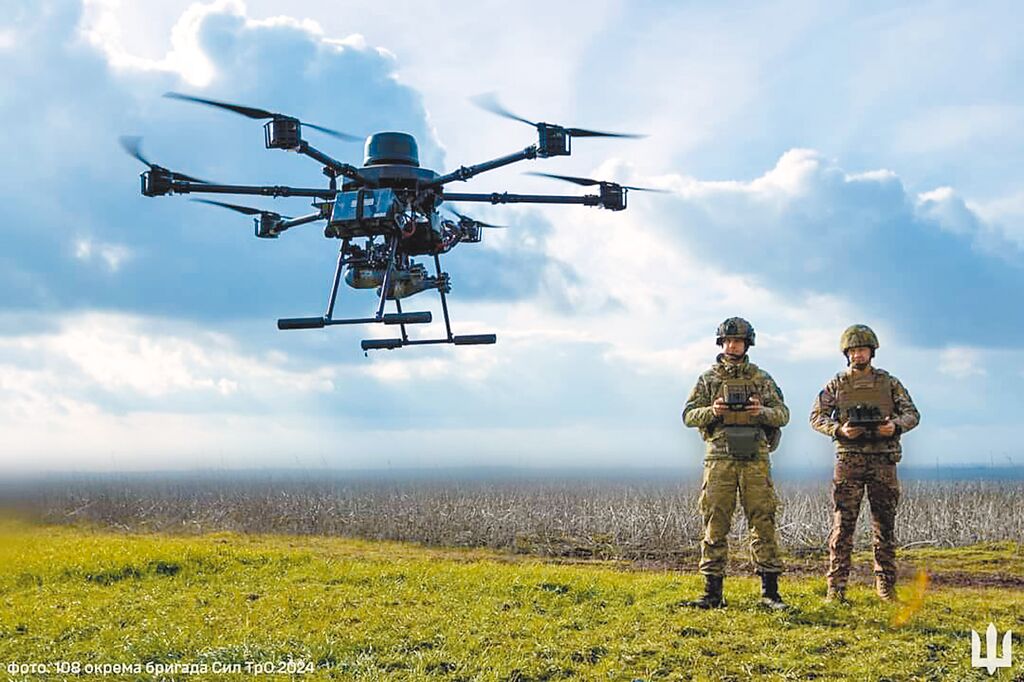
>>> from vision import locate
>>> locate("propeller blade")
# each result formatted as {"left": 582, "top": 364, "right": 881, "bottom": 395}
{"left": 304, "top": 122, "right": 363, "bottom": 143}
{"left": 526, "top": 171, "right": 599, "bottom": 187}
{"left": 165, "top": 92, "right": 275, "bottom": 119}
{"left": 470, "top": 93, "right": 537, "bottom": 127}
{"left": 120, "top": 136, "right": 209, "bottom": 183}
{"left": 165, "top": 92, "right": 362, "bottom": 142}
{"left": 622, "top": 184, "right": 669, "bottom": 193}
{"left": 527, "top": 171, "right": 668, "bottom": 193}
{"left": 446, "top": 208, "right": 506, "bottom": 228}
{"left": 565, "top": 127, "right": 646, "bottom": 140}
{"left": 191, "top": 199, "right": 291, "bottom": 219}
{"left": 472, "top": 94, "right": 644, "bottom": 138}
{"left": 119, "top": 135, "right": 151, "bottom": 167}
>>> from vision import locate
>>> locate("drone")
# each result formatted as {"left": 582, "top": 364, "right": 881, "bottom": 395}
{"left": 125, "top": 92, "right": 660, "bottom": 351}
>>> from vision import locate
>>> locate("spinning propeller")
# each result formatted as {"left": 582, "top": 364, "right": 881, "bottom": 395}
{"left": 471, "top": 93, "right": 645, "bottom": 139}
{"left": 191, "top": 199, "right": 292, "bottom": 219}
{"left": 526, "top": 171, "right": 667, "bottom": 192}
{"left": 165, "top": 92, "right": 363, "bottom": 142}
{"left": 446, "top": 208, "right": 506, "bottom": 229}
{"left": 119, "top": 136, "right": 207, "bottom": 183}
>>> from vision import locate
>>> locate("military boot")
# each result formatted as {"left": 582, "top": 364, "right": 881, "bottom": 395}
{"left": 824, "top": 584, "right": 847, "bottom": 604}
{"left": 875, "top": 574, "right": 898, "bottom": 602}
{"left": 759, "top": 572, "right": 789, "bottom": 610}
{"left": 685, "top": 574, "right": 726, "bottom": 609}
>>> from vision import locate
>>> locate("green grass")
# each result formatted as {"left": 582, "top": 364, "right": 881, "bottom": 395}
{"left": 1, "top": 523, "right": 1022, "bottom": 681}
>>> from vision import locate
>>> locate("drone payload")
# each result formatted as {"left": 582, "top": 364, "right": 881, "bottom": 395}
{"left": 125, "top": 92, "right": 661, "bottom": 351}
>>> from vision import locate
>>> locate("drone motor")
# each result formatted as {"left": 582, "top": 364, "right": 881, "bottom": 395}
{"left": 537, "top": 124, "right": 571, "bottom": 158}
{"left": 141, "top": 169, "right": 173, "bottom": 197}
{"left": 264, "top": 117, "right": 302, "bottom": 150}
{"left": 255, "top": 212, "right": 285, "bottom": 238}
{"left": 600, "top": 183, "right": 626, "bottom": 211}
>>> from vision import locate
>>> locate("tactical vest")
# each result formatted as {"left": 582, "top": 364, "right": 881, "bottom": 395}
{"left": 717, "top": 378, "right": 779, "bottom": 458}
{"left": 835, "top": 371, "right": 894, "bottom": 439}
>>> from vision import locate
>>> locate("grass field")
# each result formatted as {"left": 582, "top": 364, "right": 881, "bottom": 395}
{"left": 2, "top": 523, "right": 1022, "bottom": 681}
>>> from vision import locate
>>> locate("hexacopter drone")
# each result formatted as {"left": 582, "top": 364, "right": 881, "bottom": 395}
{"left": 125, "top": 92, "right": 659, "bottom": 351}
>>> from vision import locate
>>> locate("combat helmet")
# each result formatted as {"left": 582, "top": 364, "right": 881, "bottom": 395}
{"left": 840, "top": 324, "right": 879, "bottom": 353}
{"left": 716, "top": 317, "right": 755, "bottom": 347}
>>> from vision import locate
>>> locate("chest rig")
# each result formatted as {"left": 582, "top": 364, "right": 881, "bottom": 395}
{"left": 717, "top": 374, "right": 762, "bottom": 459}
{"left": 835, "top": 371, "right": 893, "bottom": 433}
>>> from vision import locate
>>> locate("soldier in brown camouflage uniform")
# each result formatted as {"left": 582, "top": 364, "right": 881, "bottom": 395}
{"left": 682, "top": 317, "right": 790, "bottom": 610}
{"left": 810, "top": 325, "right": 920, "bottom": 603}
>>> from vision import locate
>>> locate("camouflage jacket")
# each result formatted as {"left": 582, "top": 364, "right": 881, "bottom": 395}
{"left": 809, "top": 366, "right": 920, "bottom": 459}
{"left": 682, "top": 355, "right": 790, "bottom": 460}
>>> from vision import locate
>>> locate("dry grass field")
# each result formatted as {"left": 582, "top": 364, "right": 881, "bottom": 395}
{"left": 16, "top": 476, "right": 1024, "bottom": 564}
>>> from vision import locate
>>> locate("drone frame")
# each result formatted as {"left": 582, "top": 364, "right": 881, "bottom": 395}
{"left": 132, "top": 94, "right": 646, "bottom": 351}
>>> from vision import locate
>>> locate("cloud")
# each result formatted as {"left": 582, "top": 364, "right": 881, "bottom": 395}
{"left": 0, "top": 0, "right": 582, "bottom": 330}
{"left": 640, "top": 149, "right": 1024, "bottom": 347}
{"left": 0, "top": 313, "right": 340, "bottom": 414}
{"left": 0, "top": 308, "right": 699, "bottom": 471}
{"left": 938, "top": 346, "right": 986, "bottom": 379}
{"left": 970, "top": 190, "right": 1024, "bottom": 249}
{"left": 0, "top": 1, "right": 422, "bottom": 322}
{"left": 74, "top": 238, "right": 133, "bottom": 272}
{"left": 4, "top": 1, "right": 1024, "bottom": 473}
{"left": 442, "top": 208, "right": 591, "bottom": 308}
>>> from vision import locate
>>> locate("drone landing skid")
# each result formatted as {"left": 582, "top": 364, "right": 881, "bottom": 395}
{"left": 276, "top": 312, "right": 431, "bottom": 329}
{"left": 277, "top": 245, "right": 496, "bottom": 352}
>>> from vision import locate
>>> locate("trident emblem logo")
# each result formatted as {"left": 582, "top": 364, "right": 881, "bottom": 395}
{"left": 971, "top": 623, "right": 1013, "bottom": 675}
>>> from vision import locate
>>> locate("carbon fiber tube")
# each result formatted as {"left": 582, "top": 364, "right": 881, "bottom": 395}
{"left": 361, "top": 338, "right": 403, "bottom": 351}
{"left": 453, "top": 334, "right": 497, "bottom": 345}
{"left": 277, "top": 317, "right": 326, "bottom": 330}
{"left": 383, "top": 312, "right": 432, "bottom": 325}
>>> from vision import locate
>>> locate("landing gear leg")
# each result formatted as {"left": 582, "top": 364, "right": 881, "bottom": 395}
{"left": 360, "top": 252, "right": 496, "bottom": 351}
{"left": 278, "top": 235, "right": 430, "bottom": 331}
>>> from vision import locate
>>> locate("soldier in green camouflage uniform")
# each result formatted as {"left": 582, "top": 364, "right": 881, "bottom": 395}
{"left": 682, "top": 317, "right": 790, "bottom": 609}
{"left": 810, "top": 325, "right": 920, "bottom": 603}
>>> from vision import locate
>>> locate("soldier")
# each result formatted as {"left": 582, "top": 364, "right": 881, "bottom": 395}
{"left": 682, "top": 317, "right": 790, "bottom": 609}
{"left": 810, "top": 324, "right": 920, "bottom": 603}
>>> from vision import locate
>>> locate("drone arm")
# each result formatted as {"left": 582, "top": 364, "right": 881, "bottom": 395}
{"left": 297, "top": 142, "right": 373, "bottom": 186}
{"left": 429, "top": 146, "right": 539, "bottom": 187}
{"left": 441, "top": 191, "right": 601, "bottom": 207}
{"left": 276, "top": 212, "right": 325, "bottom": 231}
{"left": 166, "top": 179, "right": 336, "bottom": 199}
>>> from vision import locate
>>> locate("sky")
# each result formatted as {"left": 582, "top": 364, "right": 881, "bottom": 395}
{"left": 1, "top": 0, "right": 1022, "bottom": 475}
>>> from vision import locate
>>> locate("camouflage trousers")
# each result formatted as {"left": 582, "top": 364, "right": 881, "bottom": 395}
{"left": 698, "top": 459, "right": 783, "bottom": 576}
{"left": 827, "top": 454, "right": 900, "bottom": 588}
